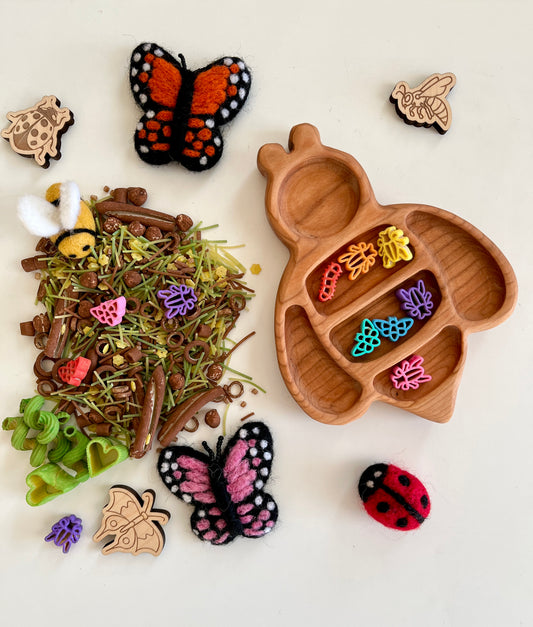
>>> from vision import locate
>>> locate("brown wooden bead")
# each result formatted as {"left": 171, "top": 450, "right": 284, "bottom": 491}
{"left": 127, "top": 187, "right": 147, "bottom": 206}
{"left": 103, "top": 216, "right": 122, "bottom": 233}
{"left": 125, "top": 346, "right": 143, "bottom": 363}
{"left": 33, "top": 313, "right": 50, "bottom": 333}
{"left": 123, "top": 270, "right": 142, "bottom": 287}
{"left": 145, "top": 226, "right": 163, "bottom": 241}
{"left": 77, "top": 300, "right": 94, "bottom": 317}
{"left": 20, "top": 321, "right": 35, "bottom": 336}
{"left": 79, "top": 272, "right": 98, "bottom": 289}
{"left": 205, "top": 409, "right": 221, "bottom": 428}
{"left": 169, "top": 373, "right": 185, "bottom": 390}
{"left": 128, "top": 221, "right": 146, "bottom": 237}
{"left": 175, "top": 214, "right": 193, "bottom": 232}
{"left": 21, "top": 256, "right": 48, "bottom": 272}
{"left": 206, "top": 363, "right": 223, "bottom": 381}
{"left": 197, "top": 324, "right": 212, "bottom": 338}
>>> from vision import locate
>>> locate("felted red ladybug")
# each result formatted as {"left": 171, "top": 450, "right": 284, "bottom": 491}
{"left": 358, "top": 463, "right": 430, "bottom": 530}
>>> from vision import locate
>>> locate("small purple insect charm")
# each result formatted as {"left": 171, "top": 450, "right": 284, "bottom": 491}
{"left": 157, "top": 284, "right": 197, "bottom": 319}
{"left": 45, "top": 514, "right": 83, "bottom": 553}
{"left": 396, "top": 280, "right": 434, "bottom": 320}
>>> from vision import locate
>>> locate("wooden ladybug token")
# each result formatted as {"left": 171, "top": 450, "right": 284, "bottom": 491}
{"left": 1, "top": 95, "right": 74, "bottom": 168}
{"left": 358, "top": 463, "right": 430, "bottom": 530}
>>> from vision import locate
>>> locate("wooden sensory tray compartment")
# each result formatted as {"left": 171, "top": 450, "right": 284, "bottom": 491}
{"left": 257, "top": 124, "right": 518, "bottom": 424}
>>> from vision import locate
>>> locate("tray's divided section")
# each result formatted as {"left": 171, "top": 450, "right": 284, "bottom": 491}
{"left": 328, "top": 270, "right": 442, "bottom": 363}
{"left": 406, "top": 211, "right": 508, "bottom": 322}
{"left": 306, "top": 224, "right": 414, "bottom": 316}
{"left": 283, "top": 304, "right": 363, "bottom": 418}
{"left": 373, "top": 325, "right": 464, "bottom": 404}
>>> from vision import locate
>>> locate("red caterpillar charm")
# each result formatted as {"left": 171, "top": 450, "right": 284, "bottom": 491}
{"left": 358, "top": 463, "right": 430, "bottom": 530}
{"left": 318, "top": 262, "right": 343, "bottom": 302}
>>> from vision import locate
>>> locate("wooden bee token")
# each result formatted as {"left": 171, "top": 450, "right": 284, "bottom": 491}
{"left": 1, "top": 95, "right": 74, "bottom": 167}
{"left": 390, "top": 73, "right": 456, "bottom": 134}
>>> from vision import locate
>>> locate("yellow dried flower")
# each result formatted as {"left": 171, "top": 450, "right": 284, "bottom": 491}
{"left": 215, "top": 266, "right": 227, "bottom": 278}
{"left": 112, "top": 355, "right": 125, "bottom": 367}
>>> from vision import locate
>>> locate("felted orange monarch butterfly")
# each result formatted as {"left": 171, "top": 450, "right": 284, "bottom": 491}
{"left": 129, "top": 42, "right": 252, "bottom": 172}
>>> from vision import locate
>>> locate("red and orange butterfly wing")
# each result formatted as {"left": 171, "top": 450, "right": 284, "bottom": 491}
{"left": 130, "top": 43, "right": 183, "bottom": 165}
{"left": 180, "top": 57, "right": 251, "bottom": 171}
{"left": 130, "top": 43, "right": 251, "bottom": 171}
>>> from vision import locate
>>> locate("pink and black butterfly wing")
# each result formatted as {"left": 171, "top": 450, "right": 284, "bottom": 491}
{"left": 220, "top": 422, "right": 278, "bottom": 538}
{"left": 158, "top": 445, "right": 239, "bottom": 543}
{"left": 158, "top": 421, "right": 278, "bottom": 544}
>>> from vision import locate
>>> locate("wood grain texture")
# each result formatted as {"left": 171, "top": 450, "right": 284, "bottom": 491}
{"left": 257, "top": 123, "right": 518, "bottom": 424}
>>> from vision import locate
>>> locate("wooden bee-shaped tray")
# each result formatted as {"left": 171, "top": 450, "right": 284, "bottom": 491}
{"left": 257, "top": 124, "right": 518, "bottom": 424}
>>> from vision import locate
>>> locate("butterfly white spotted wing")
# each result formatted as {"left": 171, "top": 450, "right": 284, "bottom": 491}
{"left": 158, "top": 422, "right": 278, "bottom": 544}
{"left": 129, "top": 42, "right": 252, "bottom": 171}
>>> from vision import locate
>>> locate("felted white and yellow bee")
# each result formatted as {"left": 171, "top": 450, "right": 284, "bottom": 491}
{"left": 18, "top": 181, "right": 96, "bottom": 259}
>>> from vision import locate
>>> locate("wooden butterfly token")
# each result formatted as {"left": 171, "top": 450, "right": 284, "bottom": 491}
{"left": 390, "top": 72, "right": 456, "bottom": 134}
{"left": 158, "top": 421, "right": 278, "bottom": 545}
{"left": 129, "top": 42, "right": 252, "bottom": 171}
{"left": 93, "top": 485, "right": 170, "bottom": 556}
{"left": 1, "top": 95, "right": 74, "bottom": 167}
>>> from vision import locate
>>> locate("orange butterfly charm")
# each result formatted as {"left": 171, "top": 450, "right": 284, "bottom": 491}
{"left": 130, "top": 43, "right": 251, "bottom": 171}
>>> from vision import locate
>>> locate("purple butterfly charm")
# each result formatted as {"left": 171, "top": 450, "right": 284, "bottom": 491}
{"left": 158, "top": 422, "right": 278, "bottom": 545}
{"left": 157, "top": 283, "right": 197, "bottom": 319}
{"left": 44, "top": 514, "right": 83, "bottom": 553}
{"left": 396, "top": 280, "right": 434, "bottom": 320}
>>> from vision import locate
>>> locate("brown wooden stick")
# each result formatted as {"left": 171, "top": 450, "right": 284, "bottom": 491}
{"left": 158, "top": 386, "right": 224, "bottom": 447}
{"left": 130, "top": 365, "right": 166, "bottom": 458}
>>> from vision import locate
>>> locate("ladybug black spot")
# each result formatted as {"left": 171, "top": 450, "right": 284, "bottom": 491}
{"left": 83, "top": 244, "right": 91, "bottom": 251}
{"left": 396, "top": 517, "right": 408, "bottom": 528}
{"left": 69, "top": 254, "right": 76, "bottom": 258}
{"left": 420, "top": 494, "right": 429, "bottom": 509}
{"left": 376, "top": 501, "right": 390, "bottom": 513}
{"left": 398, "top": 475, "right": 410, "bottom": 487}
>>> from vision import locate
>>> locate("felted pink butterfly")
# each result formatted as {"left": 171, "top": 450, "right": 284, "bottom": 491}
{"left": 158, "top": 422, "right": 278, "bottom": 544}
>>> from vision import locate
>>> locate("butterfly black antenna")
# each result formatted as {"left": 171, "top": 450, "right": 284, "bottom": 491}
{"left": 202, "top": 441, "right": 214, "bottom": 460}
{"left": 178, "top": 54, "right": 187, "bottom": 70}
{"left": 215, "top": 436, "right": 224, "bottom": 459}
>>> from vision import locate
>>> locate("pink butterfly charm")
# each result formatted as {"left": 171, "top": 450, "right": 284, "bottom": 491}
{"left": 158, "top": 422, "right": 278, "bottom": 544}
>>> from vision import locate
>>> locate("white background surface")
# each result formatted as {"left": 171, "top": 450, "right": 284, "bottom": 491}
{"left": 0, "top": 1, "right": 531, "bottom": 625}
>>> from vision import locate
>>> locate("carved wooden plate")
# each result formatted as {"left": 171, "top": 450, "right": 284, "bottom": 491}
{"left": 257, "top": 124, "right": 518, "bottom": 424}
